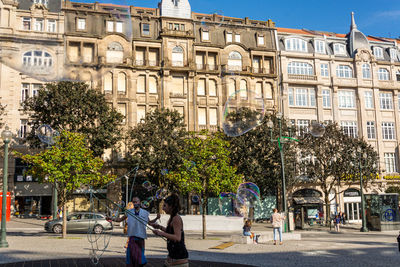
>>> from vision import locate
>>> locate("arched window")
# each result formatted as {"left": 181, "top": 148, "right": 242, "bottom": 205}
{"left": 285, "top": 38, "right": 307, "bottom": 52}
{"left": 228, "top": 51, "right": 242, "bottom": 71}
{"left": 172, "top": 46, "right": 184, "bottom": 66}
{"left": 336, "top": 65, "right": 353, "bottom": 78}
{"left": 80, "top": 71, "right": 92, "bottom": 87}
{"left": 106, "top": 42, "right": 124, "bottom": 63}
{"left": 209, "top": 79, "right": 217, "bottom": 96}
{"left": 228, "top": 78, "right": 236, "bottom": 97}
{"left": 362, "top": 64, "right": 371, "bottom": 79}
{"left": 239, "top": 79, "right": 247, "bottom": 99}
{"left": 23, "top": 51, "right": 52, "bottom": 67}
{"left": 117, "top": 72, "right": 126, "bottom": 93}
{"left": 104, "top": 72, "right": 113, "bottom": 92}
{"left": 149, "top": 76, "right": 157, "bottom": 94}
{"left": 288, "top": 62, "right": 313, "bottom": 75}
{"left": 378, "top": 68, "right": 390, "bottom": 81}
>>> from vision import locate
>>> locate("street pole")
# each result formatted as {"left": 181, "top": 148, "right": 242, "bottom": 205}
{"left": 1, "top": 126, "right": 12, "bottom": 248}
{"left": 52, "top": 184, "right": 57, "bottom": 219}
{"left": 125, "top": 175, "right": 129, "bottom": 205}
{"left": 358, "top": 156, "right": 368, "bottom": 232}
{"left": 278, "top": 117, "right": 289, "bottom": 232}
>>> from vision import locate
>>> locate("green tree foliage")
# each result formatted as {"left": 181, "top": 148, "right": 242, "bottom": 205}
{"left": 168, "top": 130, "right": 242, "bottom": 239}
{"left": 15, "top": 131, "right": 115, "bottom": 238}
{"left": 298, "top": 122, "right": 379, "bottom": 223}
{"left": 22, "top": 81, "right": 124, "bottom": 157}
{"left": 0, "top": 99, "right": 5, "bottom": 128}
{"left": 227, "top": 110, "right": 298, "bottom": 199}
{"left": 125, "top": 108, "right": 188, "bottom": 194}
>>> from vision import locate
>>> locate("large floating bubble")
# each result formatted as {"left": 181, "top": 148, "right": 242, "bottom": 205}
{"left": 236, "top": 182, "right": 260, "bottom": 208}
{"left": 36, "top": 124, "right": 59, "bottom": 146}
{"left": 309, "top": 122, "right": 326, "bottom": 138}
{"left": 223, "top": 89, "right": 265, "bottom": 137}
{"left": 0, "top": 0, "right": 132, "bottom": 82}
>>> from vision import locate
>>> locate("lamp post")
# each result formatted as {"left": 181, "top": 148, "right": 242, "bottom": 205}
{"left": 267, "top": 113, "right": 298, "bottom": 232}
{"left": 1, "top": 126, "right": 12, "bottom": 248}
{"left": 353, "top": 148, "right": 369, "bottom": 232}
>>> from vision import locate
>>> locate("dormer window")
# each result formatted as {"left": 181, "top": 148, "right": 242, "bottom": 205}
{"left": 373, "top": 47, "right": 383, "bottom": 59}
{"left": 390, "top": 48, "right": 398, "bottom": 61}
{"left": 34, "top": 0, "right": 48, "bottom": 6}
{"left": 285, "top": 38, "right": 307, "bottom": 52}
{"left": 201, "top": 29, "right": 209, "bottom": 41}
{"left": 333, "top": 43, "right": 346, "bottom": 55}
{"left": 315, "top": 40, "right": 325, "bottom": 54}
{"left": 257, "top": 35, "right": 265, "bottom": 46}
{"left": 226, "top": 32, "right": 233, "bottom": 43}
{"left": 235, "top": 34, "right": 241, "bottom": 43}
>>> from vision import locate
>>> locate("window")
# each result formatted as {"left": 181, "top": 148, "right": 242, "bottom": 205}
{"left": 19, "top": 120, "right": 28, "bottom": 139}
{"left": 287, "top": 62, "right": 313, "bottom": 75}
{"left": 32, "top": 84, "right": 40, "bottom": 97}
{"left": 382, "top": 122, "right": 395, "bottom": 140}
{"left": 257, "top": 35, "right": 265, "bottom": 46}
{"left": 197, "top": 79, "right": 206, "bottom": 96}
{"left": 209, "top": 108, "right": 218, "bottom": 126}
{"left": 384, "top": 153, "right": 397, "bottom": 173}
{"left": 172, "top": 46, "right": 184, "bottom": 67}
{"left": 255, "top": 82, "right": 263, "bottom": 99}
{"left": 23, "top": 51, "right": 52, "bottom": 67}
{"left": 172, "top": 76, "right": 184, "bottom": 95}
{"left": 240, "top": 80, "right": 248, "bottom": 99}
{"left": 106, "top": 42, "right": 124, "bottom": 63}
{"left": 362, "top": 64, "right": 371, "bottom": 79}
{"left": 336, "top": 65, "right": 353, "bottom": 78}
{"left": 142, "top": 23, "right": 150, "bottom": 36}
{"left": 77, "top": 18, "right": 86, "bottom": 30}
{"left": 202, "top": 30, "right": 209, "bottom": 41}
{"left": 315, "top": 40, "right": 325, "bottom": 54}
{"left": 380, "top": 92, "right": 393, "bottom": 109}
{"left": 297, "top": 120, "right": 310, "bottom": 134}
{"left": 198, "top": 108, "right": 206, "bottom": 125}
{"left": 367, "top": 121, "right": 376, "bottom": 139}
{"left": 228, "top": 79, "right": 236, "bottom": 97}
{"left": 107, "top": 21, "right": 114, "bottom": 32}
{"left": 226, "top": 32, "right": 233, "bottom": 43}
{"left": 364, "top": 91, "right": 374, "bottom": 109}
{"left": 378, "top": 68, "right": 390, "bottom": 81}
{"left": 228, "top": 51, "right": 242, "bottom": 71}
{"left": 104, "top": 72, "right": 112, "bottom": 92}
{"left": 117, "top": 103, "right": 126, "bottom": 124}
{"left": 322, "top": 89, "right": 331, "bottom": 108}
{"left": 338, "top": 90, "right": 355, "bottom": 108}
{"left": 34, "top": 18, "right": 43, "bottom": 31}
{"left": 235, "top": 34, "right": 241, "bottom": 43}
{"left": 22, "top": 17, "right": 31, "bottom": 30}
{"left": 390, "top": 49, "right": 398, "bottom": 61}
{"left": 397, "top": 71, "right": 400, "bottom": 82}
{"left": 47, "top": 19, "right": 56, "bottom": 32}
{"left": 34, "top": 0, "right": 48, "bottom": 6}
{"left": 137, "top": 75, "right": 145, "bottom": 93}
{"left": 149, "top": 76, "right": 157, "bottom": 94}
{"left": 117, "top": 73, "right": 126, "bottom": 93}
{"left": 116, "top": 22, "right": 123, "bottom": 33}
{"left": 209, "top": 80, "right": 217, "bottom": 96}
{"left": 341, "top": 121, "right": 358, "bottom": 138}
{"left": 373, "top": 47, "right": 383, "bottom": 59}
{"left": 83, "top": 43, "right": 94, "bottom": 63}
{"left": 333, "top": 43, "right": 346, "bottom": 55}
{"left": 285, "top": 38, "right": 307, "bottom": 52}
{"left": 21, "top": 83, "right": 29, "bottom": 102}
{"left": 289, "top": 87, "right": 316, "bottom": 107}
{"left": 320, "top": 63, "right": 329, "bottom": 77}
{"left": 137, "top": 106, "right": 146, "bottom": 124}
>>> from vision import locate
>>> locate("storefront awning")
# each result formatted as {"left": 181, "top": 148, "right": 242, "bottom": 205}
{"left": 293, "top": 197, "right": 324, "bottom": 205}
{"left": 14, "top": 183, "right": 52, "bottom": 197}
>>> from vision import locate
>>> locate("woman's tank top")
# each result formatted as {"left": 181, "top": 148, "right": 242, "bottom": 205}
{"left": 166, "top": 217, "right": 189, "bottom": 259}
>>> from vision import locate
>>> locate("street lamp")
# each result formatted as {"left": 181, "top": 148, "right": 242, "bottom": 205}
{"left": 267, "top": 113, "right": 298, "bottom": 232}
{"left": 353, "top": 148, "right": 369, "bottom": 232}
{"left": 1, "top": 126, "right": 12, "bottom": 248}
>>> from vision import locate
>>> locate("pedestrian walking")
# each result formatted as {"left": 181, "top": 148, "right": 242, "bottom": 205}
{"left": 334, "top": 215, "right": 340, "bottom": 232}
{"left": 271, "top": 208, "right": 285, "bottom": 245}
{"left": 108, "top": 197, "right": 159, "bottom": 267}
{"left": 397, "top": 231, "right": 400, "bottom": 252}
{"left": 151, "top": 194, "right": 189, "bottom": 267}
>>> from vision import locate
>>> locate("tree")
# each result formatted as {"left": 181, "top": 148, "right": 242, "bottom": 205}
{"left": 298, "top": 122, "right": 379, "bottom": 224}
{"left": 22, "top": 81, "right": 124, "bottom": 157}
{"left": 168, "top": 130, "right": 242, "bottom": 239}
{"left": 14, "top": 131, "right": 115, "bottom": 238}
{"left": 0, "top": 99, "right": 5, "bottom": 128}
{"left": 125, "top": 108, "right": 188, "bottom": 208}
{"left": 227, "top": 110, "right": 298, "bottom": 205}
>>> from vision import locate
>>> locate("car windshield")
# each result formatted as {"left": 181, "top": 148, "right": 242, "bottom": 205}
{"left": 68, "top": 214, "right": 82, "bottom": 220}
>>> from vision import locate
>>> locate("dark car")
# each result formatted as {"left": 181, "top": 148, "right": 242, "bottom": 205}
{"left": 44, "top": 212, "right": 113, "bottom": 234}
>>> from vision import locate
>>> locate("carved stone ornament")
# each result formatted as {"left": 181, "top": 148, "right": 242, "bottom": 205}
{"left": 355, "top": 49, "right": 373, "bottom": 62}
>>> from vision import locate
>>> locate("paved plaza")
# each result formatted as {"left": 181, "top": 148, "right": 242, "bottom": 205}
{"left": 0, "top": 218, "right": 399, "bottom": 266}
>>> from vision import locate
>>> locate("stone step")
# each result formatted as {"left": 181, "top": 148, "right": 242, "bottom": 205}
{"left": 231, "top": 232, "right": 301, "bottom": 244}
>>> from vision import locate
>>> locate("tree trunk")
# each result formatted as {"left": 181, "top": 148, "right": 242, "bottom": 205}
{"left": 202, "top": 196, "right": 207, "bottom": 239}
{"left": 324, "top": 192, "right": 330, "bottom": 226}
{"left": 62, "top": 202, "right": 67, "bottom": 238}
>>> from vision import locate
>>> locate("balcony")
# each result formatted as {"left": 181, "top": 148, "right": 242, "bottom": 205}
{"left": 288, "top": 74, "right": 317, "bottom": 81}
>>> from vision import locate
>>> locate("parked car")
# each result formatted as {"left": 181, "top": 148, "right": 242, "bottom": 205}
{"left": 44, "top": 212, "right": 113, "bottom": 234}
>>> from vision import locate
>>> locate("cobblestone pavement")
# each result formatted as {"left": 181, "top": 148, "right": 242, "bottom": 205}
{"left": 0, "top": 218, "right": 399, "bottom": 267}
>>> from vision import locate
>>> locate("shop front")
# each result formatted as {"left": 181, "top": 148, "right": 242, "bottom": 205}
{"left": 14, "top": 182, "right": 53, "bottom": 217}
{"left": 292, "top": 189, "right": 324, "bottom": 229}
{"left": 343, "top": 188, "right": 361, "bottom": 223}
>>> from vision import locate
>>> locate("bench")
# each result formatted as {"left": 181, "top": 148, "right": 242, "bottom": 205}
{"left": 231, "top": 231, "right": 301, "bottom": 244}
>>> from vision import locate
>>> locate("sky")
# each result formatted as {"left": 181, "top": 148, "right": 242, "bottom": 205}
{"left": 77, "top": 0, "right": 400, "bottom": 38}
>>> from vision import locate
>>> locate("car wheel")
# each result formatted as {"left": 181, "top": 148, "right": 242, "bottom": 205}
{"left": 53, "top": 224, "right": 62, "bottom": 234}
{"left": 93, "top": 225, "right": 103, "bottom": 234}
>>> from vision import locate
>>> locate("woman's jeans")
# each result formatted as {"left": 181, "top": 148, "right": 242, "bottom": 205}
{"left": 273, "top": 227, "right": 282, "bottom": 242}
{"left": 243, "top": 231, "right": 252, "bottom": 236}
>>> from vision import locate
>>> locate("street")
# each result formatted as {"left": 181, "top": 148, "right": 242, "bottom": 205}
{"left": 0, "top": 218, "right": 399, "bottom": 266}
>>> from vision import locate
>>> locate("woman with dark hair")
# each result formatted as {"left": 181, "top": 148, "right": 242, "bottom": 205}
{"left": 150, "top": 194, "right": 189, "bottom": 267}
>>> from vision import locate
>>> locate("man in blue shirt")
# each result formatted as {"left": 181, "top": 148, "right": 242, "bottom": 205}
{"left": 109, "top": 197, "right": 159, "bottom": 267}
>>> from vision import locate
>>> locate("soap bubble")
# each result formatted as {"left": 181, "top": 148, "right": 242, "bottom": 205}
{"left": 155, "top": 188, "right": 168, "bottom": 200}
{"left": 236, "top": 182, "right": 260, "bottom": 208}
{"left": 0, "top": 0, "right": 132, "bottom": 82}
{"left": 309, "top": 122, "right": 326, "bottom": 138}
{"left": 142, "top": 181, "right": 153, "bottom": 191}
{"left": 200, "top": 10, "right": 225, "bottom": 30}
{"left": 161, "top": 169, "right": 169, "bottom": 175}
{"left": 223, "top": 89, "right": 265, "bottom": 137}
{"left": 36, "top": 124, "right": 59, "bottom": 146}
{"left": 191, "top": 195, "right": 200, "bottom": 203}
{"left": 141, "top": 201, "right": 150, "bottom": 209}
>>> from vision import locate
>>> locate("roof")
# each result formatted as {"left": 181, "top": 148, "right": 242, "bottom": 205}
{"left": 277, "top": 27, "right": 314, "bottom": 36}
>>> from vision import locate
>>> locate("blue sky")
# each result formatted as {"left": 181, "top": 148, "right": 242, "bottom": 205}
{"left": 77, "top": 0, "right": 400, "bottom": 38}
